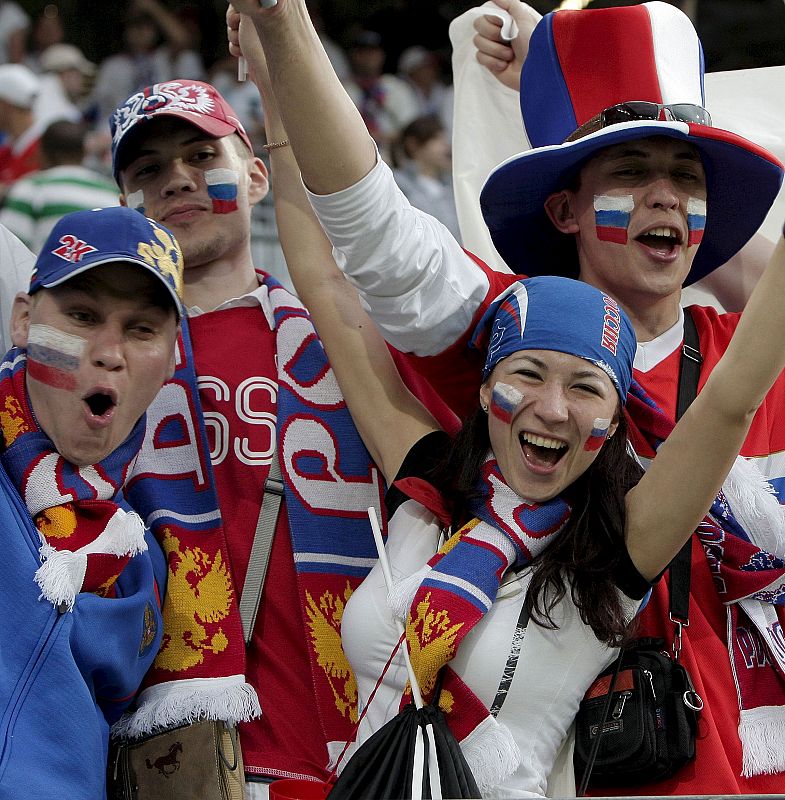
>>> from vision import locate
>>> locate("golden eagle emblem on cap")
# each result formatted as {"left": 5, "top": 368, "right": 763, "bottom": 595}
{"left": 137, "top": 225, "right": 184, "bottom": 299}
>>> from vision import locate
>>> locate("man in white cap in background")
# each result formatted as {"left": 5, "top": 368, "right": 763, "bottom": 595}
{"left": 0, "top": 63, "right": 43, "bottom": 191}
{"left": 35, "top": 42, "right": 96, "bottom": 128}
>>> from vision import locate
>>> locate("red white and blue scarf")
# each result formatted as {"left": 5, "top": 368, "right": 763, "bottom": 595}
{"left": 0, "top": 350, "right": 147, "bottom": 610}
{"left": 389, "top": 455, "right": 571, "bottom": 790}
{"left": 115, "top": 276, "right": 384, "bottom": 752}
{"left": 270, "top": 279, "right": 387, "bottom": 751}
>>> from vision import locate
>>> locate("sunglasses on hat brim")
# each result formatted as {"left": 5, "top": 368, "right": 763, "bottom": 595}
{"left": 565, "top": 102, "right": 712, "bottom": 143}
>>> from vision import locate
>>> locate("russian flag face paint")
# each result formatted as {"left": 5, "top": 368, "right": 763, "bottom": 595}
{"left": 686, "top": 198, "right": 706, "bottom": 246}
{"left": 205, "top": 168, "right": 239, "bottom": 214}
{"left": 594, "top": 195, "right": 634, "bottom": 244}
{"left": 490, "top": 381, "right": 524, "bottom": 424}
{"left": 26, "top": 324, "right": 86, "bottom": 391}
{"left": 125, "top": 189, "right": 145, "bottom": 215}
{"left": 584, "top": 417, "right": 612, "bottom": 451}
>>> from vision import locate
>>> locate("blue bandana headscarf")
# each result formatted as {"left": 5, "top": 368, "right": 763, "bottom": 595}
{"left": 470, "top": 276, "right": 636, "bottom": 403}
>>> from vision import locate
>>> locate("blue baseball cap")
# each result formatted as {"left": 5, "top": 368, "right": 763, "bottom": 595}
{"left": 30, "top": 207, "right": 184, "bottom": 319}
{"left": 470, "top": 276, "right": 636, "bottom": 403}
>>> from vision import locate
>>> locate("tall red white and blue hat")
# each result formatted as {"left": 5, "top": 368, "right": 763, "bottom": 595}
{"left": 479, "top": 1, "right": 784, "bottom": 285}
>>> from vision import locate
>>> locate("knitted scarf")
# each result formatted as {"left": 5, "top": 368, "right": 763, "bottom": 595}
{"left": 389, "top": 455, "right": 571, "bottom": 790}
{"left": 269, "top": 279, "right": 386, "bottom": 754}
{"left": 114, "top": 319, "right": 259, "bottom": 737}
{"left": 0, "top": 349, "right": 147, "bottom": 610}
{"left": 115, "top": 276, "right": 384, "bottom": 752}
{"left": 626, "top": 381, "right": 785, "bottom": 777}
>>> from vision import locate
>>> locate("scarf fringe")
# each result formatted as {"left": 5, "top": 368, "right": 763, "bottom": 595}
{"left": 722, "top": 457, "right": 785, "bottom": 558}
{"left": 111, "top": 675, "right": 262, "bottom": 739}
{"left": 388, "top": 564, "right": 431, "bottom": 621}
{"left": 98, "top": 510, "right": 148, "bottom": 556}
{"left": 34, "top": 510, "right": 148, "bottom": 610}
{"left": 460, "top": 715, "right": 521, "bottom": 792}
{"left": 739, "top": 705, "right": 785, "bottom": 776}
{"left": 34, "top": 544, "right": 87, "bottom": 610}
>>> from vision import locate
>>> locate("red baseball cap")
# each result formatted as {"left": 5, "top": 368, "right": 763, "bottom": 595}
{"left": 110, "top": 79, "right": 253, "bottom": 182}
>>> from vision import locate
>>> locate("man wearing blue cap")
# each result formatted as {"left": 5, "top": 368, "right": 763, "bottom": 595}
{"left": 0, "top": 206, "right": 183, "bottom": 797}
{"left": 230, "top": 0, "right": 785, "bottom": 794}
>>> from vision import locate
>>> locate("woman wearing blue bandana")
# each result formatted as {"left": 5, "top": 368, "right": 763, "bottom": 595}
{"left": 230, "top": 17, "right": 785, "bottom": 798}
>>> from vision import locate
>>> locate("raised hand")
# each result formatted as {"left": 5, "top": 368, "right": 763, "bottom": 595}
{"left": 228, "top": 0, "right": 279, "bottom": 17}
{"left": 473, "top": 0, "right": 541, "bottom": 92}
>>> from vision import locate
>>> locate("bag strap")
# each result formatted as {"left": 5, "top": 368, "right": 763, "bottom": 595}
{"left": 577, "top": 309, "right": 703, "bottom": 794}
{"left": 669, "top": 307, "right": 702, "bottom": 656}
{"left": 576, "top": 649, "right": 625, "bottom": 797}
{"left": 676, "top": 306, "right": 702, "bottom": 421}
{"left": 489, "top": 597, "right": 529, "bottom": 718}
{"left": 238, "top": 447, "right": 285, "bottom": 644}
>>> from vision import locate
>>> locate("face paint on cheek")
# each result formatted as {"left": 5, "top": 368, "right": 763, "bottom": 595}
{"left": 594, "top": 195, "right": 634, "bottom": 244}
{"left": 125, "top": 189, "right": 146, "bottom": 215}
{"left": 490, "top": 382, "right": 524, "bottom": 424}
{"left": 584, "top": 417, "right": 612, "bottom": 451}
{"left": 25, "top": 324, "right": 86, "bottom": 391}
{"left": 204, "top": 168, "right": 240, "bottom": 214}
{"left": 686, "top": 198, "right": 706, "bottom": 246}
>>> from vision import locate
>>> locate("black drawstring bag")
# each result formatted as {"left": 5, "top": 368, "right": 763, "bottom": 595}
{"left": 326, "top": 701, "right": 479, "bottom": 800}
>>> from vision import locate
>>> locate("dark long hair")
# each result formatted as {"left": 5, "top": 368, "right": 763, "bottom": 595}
{"left": 431, "top": 405, "right": 644, "bottom": 647}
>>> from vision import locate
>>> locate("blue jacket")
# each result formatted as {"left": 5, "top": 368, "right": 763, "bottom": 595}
{"left": 0, "top": 462, "right": 165, "bottom": 800}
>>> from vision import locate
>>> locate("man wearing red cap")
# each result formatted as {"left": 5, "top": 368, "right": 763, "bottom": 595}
{"left": 230, "top": 0, "right": 785, "bottom": 794}
{"left": 107, "top": 77, "right": 454, "bottom": 796}
{"left": 108, "top": 79, "right": 332, "bottom": 794}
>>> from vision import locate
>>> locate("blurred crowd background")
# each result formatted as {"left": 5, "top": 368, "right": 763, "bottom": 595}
{"left": 0, "top": 0, "right": 782, "bottom": 285}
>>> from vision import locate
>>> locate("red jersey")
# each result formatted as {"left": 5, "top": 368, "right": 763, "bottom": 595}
{"left": 614, "top": 305, "right": 785, "bottom": 796}
{"left": 189, "top": 305, "right": 330, "bottom": 781}
{"left": 187, "top": 291, "right": 458, "bottom": 783}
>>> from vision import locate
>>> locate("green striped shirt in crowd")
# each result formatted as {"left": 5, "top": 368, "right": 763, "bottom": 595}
{"left": 0, "top": 165, "right": 119, "bottom": 254}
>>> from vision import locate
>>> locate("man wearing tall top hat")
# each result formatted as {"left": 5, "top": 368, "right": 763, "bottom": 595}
{"left": 231, "top": 0, "right": 785, "bottom": 793}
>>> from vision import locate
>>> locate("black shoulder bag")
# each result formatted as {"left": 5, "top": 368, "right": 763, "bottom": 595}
{"left": 574, "top": 309, "right": 705, "bottom": 791}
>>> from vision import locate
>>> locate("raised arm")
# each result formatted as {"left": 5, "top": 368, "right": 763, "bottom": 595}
{"left": 226, "top": 0, "right": 490, "bottom": 363}
{"left": 228, "top": 9, "right": 439, "bottom": 484}
{"left": 231, "top": 0, "right": 373, "bottom": 195}
{"left": 625, "top": 233, "right": 785, "bottom": 580}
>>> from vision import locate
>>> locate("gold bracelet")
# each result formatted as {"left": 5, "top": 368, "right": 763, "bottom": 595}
{"left": 263, "top": 139, "right": 290, "bottom": 151}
